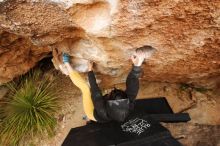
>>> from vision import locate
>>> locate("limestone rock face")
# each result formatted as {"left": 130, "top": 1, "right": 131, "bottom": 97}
{"left": 0, "top": 0, "right": 219, "bottom": 88}
{"left": 0, "top": 31, "right": 50, "bottom": 83}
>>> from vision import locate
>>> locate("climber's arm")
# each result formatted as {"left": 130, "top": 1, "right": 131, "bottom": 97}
{"left": 87, "top": 62, "right": 110, "bottom": 122}
{"left": 88, "top": 71, "right": 110, "bottom": 122}
{"left": 87, "top": 62, "right": 102, "bottom": 99}
{"left": 125, "top": 51, "right": 145, "bottom": 102}
{"left": 88, "top": 71, "right": 102, "bottom": 99}
{"left": 62, "top": 54, "right": 96, "bottom": 121}
{"left": 125, "top": 66, "right": 141, "bottom": 102}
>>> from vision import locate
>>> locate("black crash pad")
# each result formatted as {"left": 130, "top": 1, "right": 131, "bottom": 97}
{"left": 133, "top": 97, "right": 174, "bottom": 114}
{"left": 62, "top": 97, "right": 190, "bottom": 146}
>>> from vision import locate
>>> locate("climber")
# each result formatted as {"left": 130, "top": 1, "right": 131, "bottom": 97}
{"left": 54, "top": 45, "right": 156, "bottom": 122}
{"left": 86, "top": 50, "right": 146, "bottom": 122}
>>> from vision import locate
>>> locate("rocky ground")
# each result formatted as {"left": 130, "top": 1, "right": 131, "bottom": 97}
{"left": 26, "top": 69, "right": 220, "bottom": 146}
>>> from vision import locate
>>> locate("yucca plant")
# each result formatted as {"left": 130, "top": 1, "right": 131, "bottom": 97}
{"left": 0, "top": 70, "right": 59, "bottom": 145}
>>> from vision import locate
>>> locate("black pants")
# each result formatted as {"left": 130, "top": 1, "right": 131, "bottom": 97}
{"left": 88, "top": 66, "right": 141, "bottom": 122}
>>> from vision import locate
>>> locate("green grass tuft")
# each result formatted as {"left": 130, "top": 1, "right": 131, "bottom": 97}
{"left": 180, "top": 83, "right": 191, "bottom": 91}
{"left": 0, "top": 70, "right": 59, "bottom": 145}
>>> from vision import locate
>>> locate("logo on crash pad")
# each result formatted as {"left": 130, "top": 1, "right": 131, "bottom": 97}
{"left": 121, "top": 118, "right": 151, "bottom": 135}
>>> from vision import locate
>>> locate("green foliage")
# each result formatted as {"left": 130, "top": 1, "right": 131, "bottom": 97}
{"left": 180, "top": 83, "right": 209, "bottom": 93}
{"left": 194, "top": 87, "right": 209, "bottom": 93}
{"left": 0, "top": 70, "right": 59, "bottom": 145}
{"left": 180, "top": 83, "right": 191, "bottom": 91}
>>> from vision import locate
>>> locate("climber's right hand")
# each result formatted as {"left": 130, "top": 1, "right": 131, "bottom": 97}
{"left": 62, "top": 53, "right": 70, "bottom": 63}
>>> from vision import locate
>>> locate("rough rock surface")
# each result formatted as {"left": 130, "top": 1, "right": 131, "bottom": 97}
{"left": 163, "top": 123, "right": 220, "bottom": 146}
{"left": 0, "top": 0, "right": 220, "bottom": 89}
{"left": 0, "top": 31, "right": 50, "bottom": 82}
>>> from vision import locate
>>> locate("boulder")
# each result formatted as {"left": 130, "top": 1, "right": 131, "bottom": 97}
{"left": 0, "top": 0, "right": 219, "bottom": 88}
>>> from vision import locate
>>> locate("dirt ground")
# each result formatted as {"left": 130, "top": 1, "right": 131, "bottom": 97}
{"left": 32, "top": 71, "right": 220, "bottom": 146}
